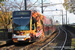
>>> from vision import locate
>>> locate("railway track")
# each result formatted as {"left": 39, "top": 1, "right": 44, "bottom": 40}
{"left": 39, "top": 27, "right": 68, "bottom": 50}
{"left": 60, "top": 27, "right": 67, "bottom": 50}
{"left": 0, "top": 26, "right": 72, "bottom": 50}
{"left": 40, "top": 27, "right": 61, "bottom": 50}
{"left": 19, "top": 28, "right": 59, "bottom": 50}
{"left": 0, "top": 27, "right": 59, "bottom": 50}
{"left": 0, "top": 30, "right": 58, "bottom": 50}
{"left": 0, "top": 42, "right": 33, "bottom": 50}
{"left": 62, "top": 27, "right": 74, "bottom": 50}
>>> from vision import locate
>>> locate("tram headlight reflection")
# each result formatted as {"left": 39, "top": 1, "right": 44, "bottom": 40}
{"left": 13, "top": 34, "right": 16, "bottom": 36}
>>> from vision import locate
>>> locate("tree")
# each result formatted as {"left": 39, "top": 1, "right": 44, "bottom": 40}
{"left": 0, "top": 0, "right": 40, "bottom": 29}
{"left": 63, "top": 0, "right": 73, "bottom": 13}
{"left": 0, "top": 11, "right": 12, "bottom": 29}
{"left": 27, "top": 0, "right": 39, "bottom": 9}
{"left": 0, "top": 0, "right": 40, "bottom": 11}
{"left": 0, "top": 0, "right": 4, "bottom": 2}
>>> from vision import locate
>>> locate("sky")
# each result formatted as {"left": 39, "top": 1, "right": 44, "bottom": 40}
{"left": 33, "top": 0, "right": 75, "bottom": 24}
{"left": 28, "top": 0, "right": 75, "bottom": 24}
{"left": 49, "top": 0, "right": 75, "bottom": 24}
{"left": 7, "top": 0, "right": 75, "bottom": 24}
{"left": 43, "top": 0, "right": 75, "bottom": 24}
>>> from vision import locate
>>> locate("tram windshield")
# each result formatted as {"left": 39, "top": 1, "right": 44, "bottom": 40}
{"left": 12, "top": 11, "right": 31, "bottom": 30}
{"left": 13, "top": 17, "right": 30, "bottom": 30}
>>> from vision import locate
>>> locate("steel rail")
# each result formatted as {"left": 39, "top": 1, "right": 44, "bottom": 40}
{"left": 60, "top": 27, "right": 67, "bottom": 50}
{"left": 63, "top": 27, "right": 75, "bottom": 38}
{"left": 40, "top": 27, "right": 60, "bottom": 50}
{"left": 1, "top": 45, "right": 15, "bottom": 50}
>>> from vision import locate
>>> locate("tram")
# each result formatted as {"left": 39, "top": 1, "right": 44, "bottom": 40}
{"left": 12, "top": 10, "right": 45, "bottom": 43}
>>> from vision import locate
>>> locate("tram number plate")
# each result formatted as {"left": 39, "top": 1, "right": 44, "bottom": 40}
{"left": 18, "top": 38, "right": 24, "bottom": 41}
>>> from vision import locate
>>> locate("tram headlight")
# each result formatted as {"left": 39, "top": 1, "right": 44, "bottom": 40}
{"left": 26, "top": 33, "right": 30, "bottom": 36}
{"left": 26, "top": 33, "right": 30, "bottom": 38}
{"left": 13, "top": 34, "right": 16, "bottom": 36}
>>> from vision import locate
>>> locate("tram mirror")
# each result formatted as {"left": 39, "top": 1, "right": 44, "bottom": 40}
{"left": 32, "top": 23, "right": 36, "bottom": 30}
{"left": 11, "top": 18, "right": 12, "bottom": 19}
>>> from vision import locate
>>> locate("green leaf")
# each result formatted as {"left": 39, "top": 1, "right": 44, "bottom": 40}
{"left": 0, "top": 3, "right": 4, "bottom": 6}
{"left": 0, "top": 11, "right": 2, "bottom": 14}
{"left": 0, "top": 0, "right": 4, "bottom": 2}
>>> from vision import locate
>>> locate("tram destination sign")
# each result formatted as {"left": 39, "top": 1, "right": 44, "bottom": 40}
{"left": 13, "top": 11, "right": 31, "bottom": 17}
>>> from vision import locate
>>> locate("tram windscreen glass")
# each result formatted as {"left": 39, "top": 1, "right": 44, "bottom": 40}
{"left": 13, "top": 11, "right": 31, "bottom": 17}
{"left": 13, "top": 18, "right": 30, "bottom": 30}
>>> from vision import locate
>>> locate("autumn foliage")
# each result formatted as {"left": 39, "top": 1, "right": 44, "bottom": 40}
{"left": 0, "top": 11, "right": 12, "bottom": 29}
{"left": 63, "top": 0, "right": 73, "bottom": 13}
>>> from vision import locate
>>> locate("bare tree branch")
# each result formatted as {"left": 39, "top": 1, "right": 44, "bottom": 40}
{"left": 28, "top": 0, "right": 39, "bottom": 9}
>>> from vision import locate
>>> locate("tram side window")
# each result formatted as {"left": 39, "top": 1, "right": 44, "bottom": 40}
{"left": 32, "top": 25, "right": 34, "bottom": 30}
{"left": 41, "top": 20, "right": 43, "bottom": 25}
{"left": 32, "top": 17, "right": 37, "bottom": 30}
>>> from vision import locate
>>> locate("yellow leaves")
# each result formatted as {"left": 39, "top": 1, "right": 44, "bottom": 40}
{"left": 1, "top": 14, "right": 3, "bottom": 16}
{"left": 70, "top": 3, "right": 72, "bottom": 6}
{"left": 63, "top": 0, "right": 73, "bottom": 11}
{"left": 0, "top": 3, "right": 4, "bottom": 6}
{"left": 64, "top": 0, "right": 67, "bottom": 3}
{"left": 2, "top": 16, "right": 5, "bottom": 22}
{"left": 0, "top": 11, "right": 12, "bottom": 29}
{"left": 63, "top": 2, "right": 69, "bottom": 10}
{"left": 0, "top": 11, "right": 2, "bottom": 14}
{"left": 0, "top": 18, "right": 2, "bottom": 23}
{"left": 69, "top": 9, "right": 73, "bottom": 13}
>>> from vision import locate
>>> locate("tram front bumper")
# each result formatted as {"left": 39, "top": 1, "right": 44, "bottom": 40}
{"left": 12, "top": 34, "right": 31, "bottom": 42}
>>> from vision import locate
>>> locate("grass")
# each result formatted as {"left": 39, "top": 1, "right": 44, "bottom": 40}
{"left": 70, "top": 25, "right": 75, "bottom": 28}
{"left": 8, "top": 32, "right": 12, "bottom": 33}
{"left": 0, "top": 31, "right": 3, "bottom": 32}
{"left": 71, "top": 38, "right": 75, "bottom": 50}
{"left": 72, "top": 26, "right": 75, "bottom": 28}
{"left": 0, "top": 31, "right": 12, "bottom": 33}
{"left": 71, "top": 38, "right": 75, "bottom": 46}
